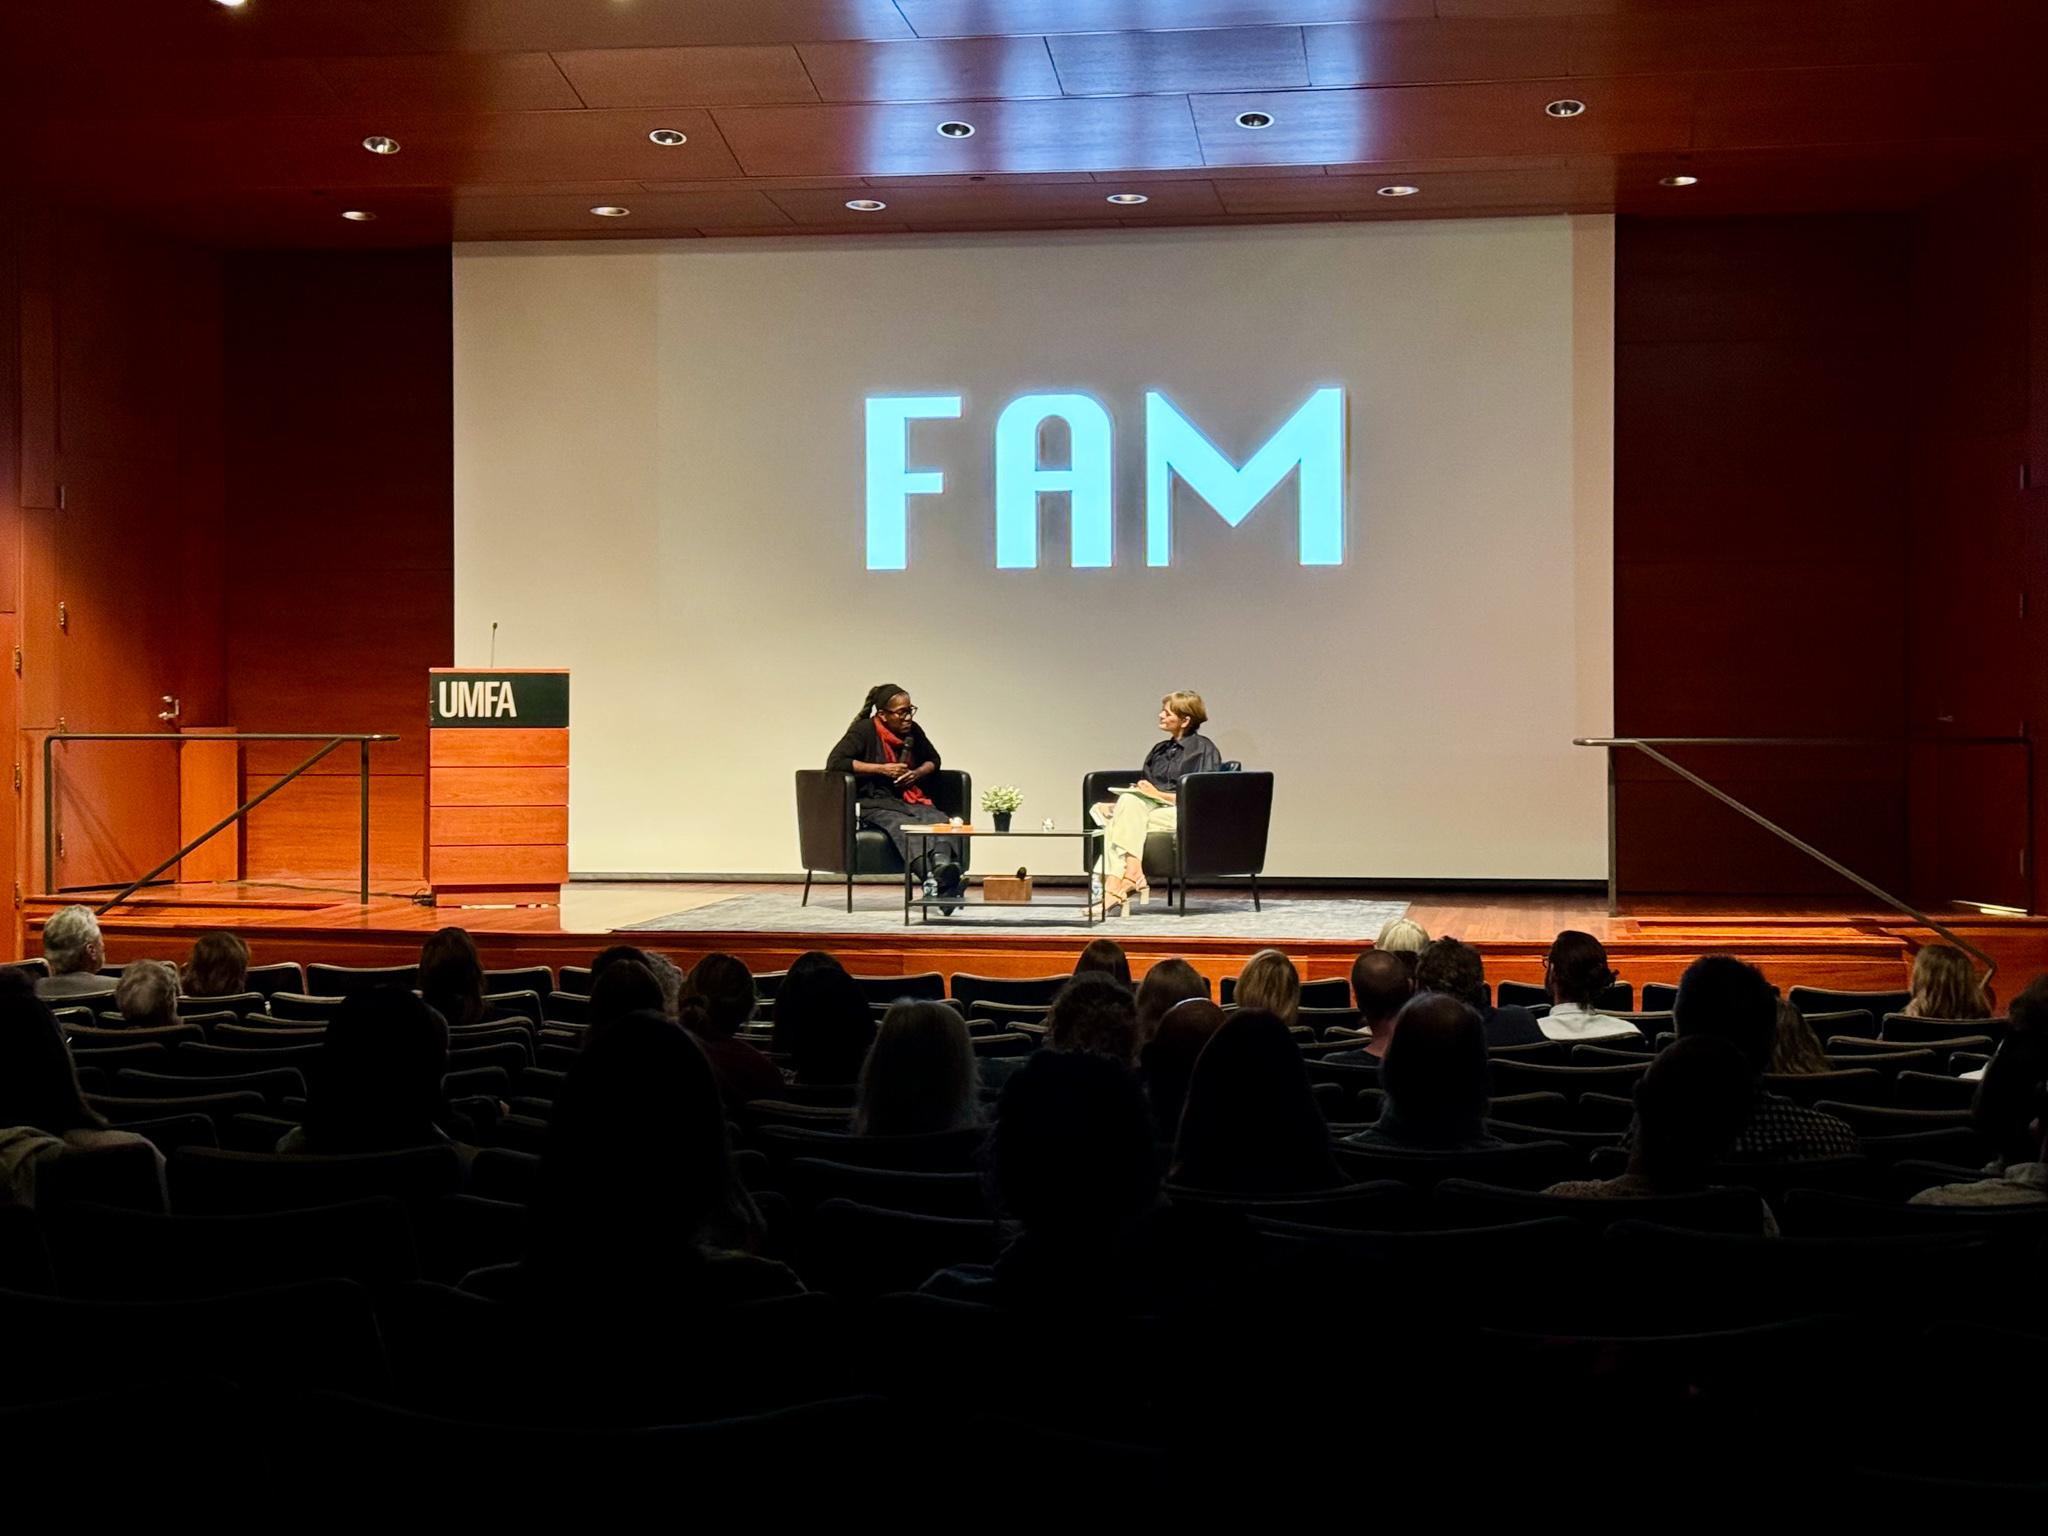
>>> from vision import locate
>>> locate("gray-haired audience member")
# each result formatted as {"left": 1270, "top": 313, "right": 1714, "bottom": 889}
{"left": 114, "top": 959, "right": 180, "bottom": 1030}
{"left": 37, "top": 905, "right": 112, "bottom": 1001}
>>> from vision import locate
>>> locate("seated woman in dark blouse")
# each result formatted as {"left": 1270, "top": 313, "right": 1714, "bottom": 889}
{"left": 1091, "top": 690, "right": 1222, "bottom": 916}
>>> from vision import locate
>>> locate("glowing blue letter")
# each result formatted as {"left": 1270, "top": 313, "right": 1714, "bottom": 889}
{"left": 865, "top": 395, "right": 963, "bottom": 570}
{"left": 1144, "top": 387, "right": 1346, "bottom": 566}
{"left": 994, "top": 393, "right": 1114, "bottom": 569}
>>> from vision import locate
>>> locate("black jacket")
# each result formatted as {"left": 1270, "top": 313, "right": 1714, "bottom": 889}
{"left": 827, "top": 716, "right": 943, "bottom": 803}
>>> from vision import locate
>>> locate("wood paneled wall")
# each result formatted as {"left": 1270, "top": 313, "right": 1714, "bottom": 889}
{"left": 1904, "top": 168, "right": 2048, "bottom": 912}
{"left": 1612, "top": 214, "right": 1914, "bottom": 898}
{"left": 222, "top": 250, "right": 453, "bottom": 891}
{"left": 4, "top": 200, "right": 227, "bottom": 926}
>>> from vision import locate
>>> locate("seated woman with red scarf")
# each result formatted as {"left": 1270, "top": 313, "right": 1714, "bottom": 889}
{"left": 826, "top": 684, "right": 964, "bottom": 906}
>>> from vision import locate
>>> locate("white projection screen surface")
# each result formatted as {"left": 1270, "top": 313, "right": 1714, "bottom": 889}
{"left": 454, "top": 217, "right": 1614, "bottom": 880}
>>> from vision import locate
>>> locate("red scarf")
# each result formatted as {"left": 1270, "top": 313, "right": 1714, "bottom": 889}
{"left": 873, "top": 717, "right": 933, "bottom": 806}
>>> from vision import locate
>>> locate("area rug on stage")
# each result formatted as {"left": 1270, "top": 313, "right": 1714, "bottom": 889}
{"left": 619, "top": 892, "right": 1410, "bottom": 941}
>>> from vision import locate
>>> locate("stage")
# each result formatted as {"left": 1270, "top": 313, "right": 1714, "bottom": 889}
{"left": 31, "top": 878, "right": 2048, "bottom": 996}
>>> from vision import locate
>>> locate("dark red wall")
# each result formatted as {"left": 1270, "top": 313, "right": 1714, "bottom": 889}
{"left": 222, "top": 250, "right": 454, "bottom": 888}
{"left": 1613, "top": 214, "right": 1913, "bottom": 898}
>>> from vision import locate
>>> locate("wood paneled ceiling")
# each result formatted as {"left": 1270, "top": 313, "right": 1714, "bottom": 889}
{"left": 3, "top": 0, "right": 2044, "bottom": 247}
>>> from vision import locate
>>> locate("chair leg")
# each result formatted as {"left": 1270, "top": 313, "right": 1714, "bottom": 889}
{"left": 802, "top": 869, "right": 813, "bottom": 907}
{"left": 845, "top": 873, "right": 854, "bottom": 913}
{"left": 1251, "top": 874, "right": 1261, "bottom": 913}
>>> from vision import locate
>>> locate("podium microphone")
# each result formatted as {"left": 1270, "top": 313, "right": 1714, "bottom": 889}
{"left": 489, "top": 621, "right": 498, "bottom": 667}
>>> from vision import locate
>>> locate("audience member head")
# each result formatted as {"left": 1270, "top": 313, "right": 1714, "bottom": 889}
{"left": 1974, "top": 1026, "right": 2048, "bottom": 1168}
{"left": 42, "top": 905, "right": 104, "bottom": 978}
{"left": 304, "top": 988, "right": 449, "bottom": 1154}
{"left": 1074, "top": 937, "right": 1132, "bottom": 989}
{"left": 1545, "top": 930, "right": 1617, "bottom": 1009}
{"left": 1377, "top": 992, "right": 1491, "bottom": 1146}
{"left": 682, "top": 952, "right": 756, "bottom": 1041}
{"left": 642, "top": 953, "right": 685, "bottom": 1018}
{"left": 114, "top": 959, "right": 179, "bottom": 1030}
{"left": 1349, "top": 949, "right": 1413, "bottom": 1043}
{"left": 590, "top": 957, "right": 666, "bottom": 1029}
{"left": 0, "top": 973, "right": 105, "bottom": 1134}
{"left": 1628, "top": 1035, "right": 1755, "bottom": 1190}
{"left": 1140, "top": 998, "right": 1226, "bottom": 1142}
{"left": 855, "top": 1000, "right": 982, "bottom": 1137}
{"left": 1047, "top": 972, "right": 1141, "bottom": 1066}
{"left": 1910, "top": 944, "right": 1990, "bottom": 1021}
{"left": 183, "top": 931, "right": 249, "bottom": 998}
{"left": 1233, "top": 948, "right": 1301, "bottom": 1028}
{"left": 1171, "top": 1009, "right": 1340, "bottom": 1194}
{"left": 590, "top": 945, "right": 651, "bottom": 986}
{"left": 991, "top": 1050, "right": 1157, "bottom": 1238}
{"left": 773, "top": 954, "right": 876, "bottom": 1084}
{"left": 530, "top": 1011, "right": 760, "bottom": 1279}
{"left": 1135, "top": 958, "right": 1209, "bottom": 1045}
{"left": 2010, "top": 974, "right": 2048, "bottom": 1041}
{"left": 1768, "top": 999, "right": 1829, "bottom": 1075}
{"left": 419, "top": 925, "right": 486, "bottom": 1028}
{"left": 1374, "top": 917, "right": 1430, "bottom": 978}
{"left": 1414, "top": 937, "right": 1487, "bottom": 1010}
{"left": 1672, "top": 954, "right": 1778, "bottom": 1076}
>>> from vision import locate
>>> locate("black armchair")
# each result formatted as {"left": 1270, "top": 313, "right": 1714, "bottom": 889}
{"left": 796, "top": 769, "right": 973, "bottom": 910}
{"left": 1079, "top": 767, "right": 1274, "bottom": 913}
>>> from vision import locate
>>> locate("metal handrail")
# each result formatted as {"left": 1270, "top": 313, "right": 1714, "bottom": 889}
{"left": 41, "top": 732, "right": 399, "bottom": 912}
{"left": 1575, "top": 734, "right": 2034, "bottom": 988}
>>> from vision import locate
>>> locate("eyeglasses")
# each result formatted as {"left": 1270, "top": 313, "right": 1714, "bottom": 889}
{"left": 880, "top": 704, "right": 917, "bottom": 718}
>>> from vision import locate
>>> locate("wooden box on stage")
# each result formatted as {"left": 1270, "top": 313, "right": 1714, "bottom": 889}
{"left": 427, "top": 669, "right": 569, "bottom": 907}
{"left": 983, "top": 874, "right": 1034, "bottom": 904}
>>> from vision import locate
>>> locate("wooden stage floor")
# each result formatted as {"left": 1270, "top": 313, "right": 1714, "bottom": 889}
{"left": 32, "top": 878, "right": 2048, "bottom": 994}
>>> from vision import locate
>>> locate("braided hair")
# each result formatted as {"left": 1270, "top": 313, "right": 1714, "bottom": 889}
{"left": 850, "top": 683, "right": 908, "bottom": 732}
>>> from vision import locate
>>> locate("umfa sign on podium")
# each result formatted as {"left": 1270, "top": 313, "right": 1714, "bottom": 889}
{"left": 426, "top": 669, "right": 569, "bottom": 907}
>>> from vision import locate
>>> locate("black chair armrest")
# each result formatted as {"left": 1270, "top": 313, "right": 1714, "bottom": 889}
{"left": 1178, "top": 771, "right": 1274, "bottom": 878}
{"left": 795, "top": 770, "right": 858, "bottom": 875}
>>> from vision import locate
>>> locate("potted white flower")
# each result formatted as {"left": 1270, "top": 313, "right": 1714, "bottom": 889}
{"left": 980, "top": 785, "right": 1024, "bottom": 833}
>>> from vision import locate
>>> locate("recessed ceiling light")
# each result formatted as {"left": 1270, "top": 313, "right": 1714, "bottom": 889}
{"left": 845, "top": 198, "right": 889, "bottom": 212}
{"left": 936, "top": 120, "right": 975, "bottom": 139}
{"left": 1659, "top": 174, "right": 1699, "bottom": 187}
{"left": 590, "top": 205, "right": 631, "bottom": 218}
{"left": 340, "top": 210, "right": 376, "bottom": 222}
{"left": 1235, "top": 111, "right": 1275, "bottom": 130}
{"left": 214, "top": 0, "right": 248, "bottom": 8}
{"left": 1544, "top": 99, "right": 1587, "bottom": 118}
{"left": 362, "top": 135, "right": 400, "bottom": 155}
{"left": 1105, "top": 192, "right": 1149, "bottom": 205}
{"left": 1377, "top": 185, "right": 1420, "bottom": 198}
{"left": 648, "top": 129, "right": 688, "bottom": 147}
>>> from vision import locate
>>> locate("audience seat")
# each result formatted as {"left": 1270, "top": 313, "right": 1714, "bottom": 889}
{"left": 265, "top": 993, "right": 346, "bottom": 1023}
{"left": 483, "top": 966, "right": 554, "bottom": 997}
{"left": 1813, "top": 1101, "right": 1976, "bottom": 1138}
{"left": 41, "top": 1197, "right": 418, "bottom": 1300}
{"left": 1489, "top": 1058, "right": 1650, "bottom": 1102}
{"left": 948, "top": 974, "right": 1068, "bottom": 1010}
{"left": 176, "top": 991, "right": 264, "bottom": 1019}
{"left": 172, "top": 1040, "right": 322, "bottom": 1077}
{"left": 1759, "top": 1069, "right": 1885, "bottom": 1106}
{"left": 168, "top": 1145, "right": 465, "bottom": 1215}
{"left": 63, "top": 1022, "right": 203, "bottom": 1050}
{"left": 1162, "top": 1180, "right": 1419, "bottom": 1231}
{"left": 0, "top": 1279, "right": 390, "bottom": 1405}
{"left": 1787, "top": 987, "right": 1911, "bottom": 1021}
{"left": 1829, "top": 1033, "right": 1991, "bottom": 1064}
{"left": 970, "top": 1031, "right": 1036, "bottom": 1057}
{"left": 1793, "top": 1010, "right": 1879, "bottom": 1045}
{"left": 544, "top": 991, "right": 590, "bottom": 1024}
{"left": 1891, "top": 1071, "right": 1978, "bottom": 1110}
{"left": 1331, "top": 1139, "right": 1577, "bottom": 1191}
{"left": 1496, "top": 980, "right": 1634, "bottom": 1011}
{"left": 242, "top": 962, "right": 307, "bottom": 996}
{"left": 1817, "top": 1048, "right": 1938, "bottom": 1078}
{"left": 89, "top": 1091, "right": 266, "bottom": 1137}
{"left": 1486, "top": 1040, "right": 1569, "bottom": 1065}
{"left": 68, "top": 1042, "right": 172, "bottom": 1074}
{"left": 798, "top": 1199, "right": 1000, "bottom": 1299}
{"left": 784, "top": 1158, "right": 990, "bottom": 1219}
{"left": 558, "top": 965, "right": 595, "bottom": 995}
{"left": 114, "top": 1066, "right": 305, "bottom": 1111}
{"left": 1639, "top": 984, "right": 1678, "bottom": 1012}
{"left": 1878, "top": 1013, "right": 2008, "bottom": 1047}
{"left": 1568, "top": 1043, "right": 1653, "bottom": 1067}
{"left": 848, "top": 972, "right": 946, "bottom": 1004}
{"left": 33, "top": 1139, "right": 168, "bottom": 1215}
{"left": 1219, "top": 975, "right": 1349, "bottom": 1009}
{"left": 1852, "top": 1127, "right": 1990, "bottom": 1166}
{"left": 1781, "top": 1189, "right": 2048, "bottom": 1249}
{"left": 753, "top": 1125, "right": 988, "bottom": 1174}
{"left": 1252, "top": 1216, "right": 1591, "bottom": 1325}
{"left": 216, "top": 1019, "right": 324, "bottom": 1044}
{"left": 103, "top": 1112, "right": 218, "bottom": 1158}
{"left": 1481, "top": 1091, "right": 1572, "bottom": 1129}
{"left": 1298, "top": 1006, "right": 1363, "bottom": 1036}
{"left": 466, "top": 1148, "right": 539, "bottom": 1205}
{"left": 1433, "top": 1178, "right": 1769, "bottom": 1235}
{"left": 447, "top": 1040, "right": 530, "bottom": 1077}
{"left": 967, "top": 1000, "right": 1052, "bottom": 1028}
{"left": 306, "top": 963, "right": 419, "bottom": 996}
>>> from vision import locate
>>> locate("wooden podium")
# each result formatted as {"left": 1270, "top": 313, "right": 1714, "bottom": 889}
{"left": 427, "top": 669, "right": 569, "bottom": 907}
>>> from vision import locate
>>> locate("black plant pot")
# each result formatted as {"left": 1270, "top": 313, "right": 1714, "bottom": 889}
{"left": 992, "top": 812, "right": 1013, "bottom": 832}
